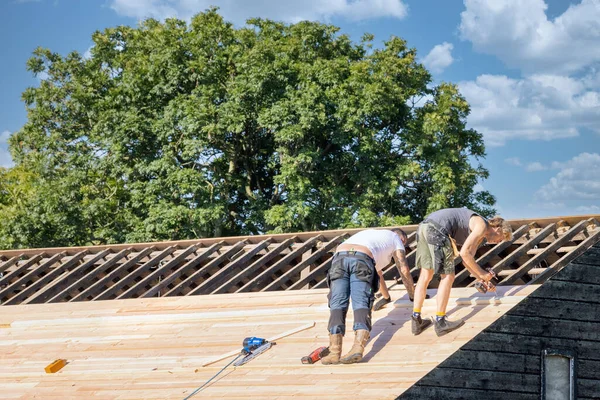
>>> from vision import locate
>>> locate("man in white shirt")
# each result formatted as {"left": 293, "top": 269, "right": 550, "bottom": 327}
{"left": 321, "top": 228, "right": 419, "bottom": 365}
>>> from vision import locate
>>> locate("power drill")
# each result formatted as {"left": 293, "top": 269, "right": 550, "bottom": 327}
{"left": 474, "top": 268, "right": 499, "bottom": 294}
{"left": 242, "top": 337, "right": 267, "bottom": 354}
{"left": 301, "top": 346, "right": 330, "bottom": 364}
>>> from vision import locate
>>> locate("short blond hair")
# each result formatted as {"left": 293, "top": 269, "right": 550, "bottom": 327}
{"left": 488, "top": 216, "right": 513, "bottom": 241}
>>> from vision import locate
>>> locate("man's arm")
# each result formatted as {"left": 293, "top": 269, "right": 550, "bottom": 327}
{"left": 459, "top": 217, "right": 493, "bottom": 281}
{"left": 393, "top": 249, "right": 415, "bottom": 299}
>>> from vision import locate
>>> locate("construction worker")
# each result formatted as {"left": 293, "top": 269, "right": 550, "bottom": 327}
{"left": 321, "top": 228, "right": 413, "bottom": 365}
{"left": 411, "top": 208, "right": 513, "bottom": 336}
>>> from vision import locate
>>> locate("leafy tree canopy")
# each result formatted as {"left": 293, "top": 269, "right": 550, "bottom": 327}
{"left": 1, "top": 8, "right": 495, "bottom": 249}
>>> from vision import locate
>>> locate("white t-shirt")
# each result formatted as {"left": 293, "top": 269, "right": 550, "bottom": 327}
{"left": 343, "top": 229, "right": 405, "bottom": 271}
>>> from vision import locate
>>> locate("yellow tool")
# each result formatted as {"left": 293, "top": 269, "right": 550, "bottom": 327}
{"left": 45, "top": 359, "right": 67, "bottom": 373}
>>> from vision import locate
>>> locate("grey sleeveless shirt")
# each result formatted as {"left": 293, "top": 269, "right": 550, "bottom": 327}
{"left": 425, "top": 208, "right": 485, "bottom": 246}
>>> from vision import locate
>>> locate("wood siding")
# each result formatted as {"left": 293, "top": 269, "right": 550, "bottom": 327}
{"left": 397, "top": 242, "right": 600, "bottom": 400}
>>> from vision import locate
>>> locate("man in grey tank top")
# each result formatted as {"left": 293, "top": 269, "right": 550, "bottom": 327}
{"left": 411, "top": 208, "right": 513, "bottom": 336}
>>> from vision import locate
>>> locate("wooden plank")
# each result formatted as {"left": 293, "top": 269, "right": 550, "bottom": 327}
{"left": 547, "top": 262, "right": 600, "bottom": 286}
{"left": 466, "top": 222, "right": 558, "bottom": 287}
{"left": 509, "top": 297, "right": 600, "bottom": 322}
{"left": 527, "top": 245, "right": 576, "bottom": 255}
{"left": 212, "top": 238, "right": 297, "bottom": 295}
{"left": 453, "top": 224, "right": 531, "bottom": 285}
{"left": 19, "top": 250, "right": 87, "bottom": 304}
{"left": 501, "top": 219, "right": 590, "bottom": 285}
{"left": 5, "top": 252, "right": 87, "bottom": 306}
{"left": 201, "top": 322, "right": 315, "bottom": 367}
{"left": 488, "top": 314, "right": 600, "bottom": 341}
{"left": 25, "top": 250, "right": 111, "bottom": 304}
{"left": 262, "top": 235, "right": 346, "bottom": 292}
{"left": 529, "top": 229, "right": 600, "bottom": 285}
{"left": 49, "top": 248, "right": 131, "bottom": 303}
{"left": 69, "top": 247, "right": 155, "bottom": 302}
{"left": 568, "top": 243, "right": 600, "bottom": 266}
{"left": 0, "top": 255, "right": 23, "bottom": 275}
{"left": 236, "top": 236, "right": 324, "bottom": 293}
{"left": 165, "top": 241, "right": 247, "bottom": 297}
{"left": 188, "top": 239, "right": 272, "bottom": 296}
{"left": 0, "top": 253, "right": 65, "bottom": 301}
{"left": 399, "top": 387, "right": 538, "bottom": 400}
{"left": 117, "top": 244, "right": 201, "bottom": 299}
{"left": 528, "top": 280, "right": 600, "bottom": 304}
{"left": 287, "top": 256, "right": 332, "bottom": 291}
{"left": 140, "top": 242, "right": 224, "bottom": 298}
{"left": 0, "top": 254, "right": 43, "bottom": 287}
{"left": 94, "top": 246, "right": 177, "bottom": 300}
{"left": 415, "top": 369, "right": 539, "bottom": 393}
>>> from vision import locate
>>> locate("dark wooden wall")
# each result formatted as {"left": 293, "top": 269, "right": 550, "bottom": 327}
{"left": 397, "top": 242, "right": 600, "bottom": 400}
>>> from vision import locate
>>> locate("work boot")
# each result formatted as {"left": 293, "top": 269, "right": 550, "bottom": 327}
{"left": 321, "top": 333, "right": 343, "bottom": 365}
{"left": 411, "top": 315, "right": 432, "bottom": 335}
{"left": 434, "top": 317, "right": 465, "bottom": 337}
{"left": 340, "top": 329, "right": 370, "bottom": 364}
{"left": 373, "top": 296, "right": 391, "bottom": 311}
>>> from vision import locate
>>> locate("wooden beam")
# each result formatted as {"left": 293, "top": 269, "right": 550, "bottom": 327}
{"left": 14, "top": 251, "right": 89, "bottom": 305}
{"left": 116, "top": 244, "right": 201, "bottom": 299}
{"left": 50, "top": 248, "right": 131, "bottom": 303}
{"left": 140, "top": 242, "right": 224, "bottom": 298}
{"left": 0, "top": 253, "right": 64, "bottom": 302}
{"left": 0, "top": 255, "right": 23, "bottom": 275}
{"left": 500, "top": 219, "right": 591, "bottom": 285}
{"left": 94, "top": 246, "right": 177, "bottom": 301}
{"left": 211, "top": 238, "right": 297, "bottom": 295}
{"left": 25, "top": 250, "right": 110, "bottom": 304}
{"left": 69, "top": 247, "right": 155, "bottom": 302}
{"left": 236, "top": 236, "right": 324, "bottom": 293}
{"left": 165, "top": 241, "right": 248, "bottom": 297}
{"left": 467, "top": 222, "right": 559, "bottom": 287}
{"left": 287, "top": 256, "right": 332, "bottom": 291}
{"left": 453, "top": 224, "right": 531, "bottom": 285}
{"left": 0, "top": 255, "right": 43, "bottom": 287}
{"left": 529, "top": 226, "right": 600, "bottom": 285}
{"left": 262, "top": 235, "right": 346, "bottom": 292}
{"left": 188, "top": 239, "right": 272, "bottom": 296}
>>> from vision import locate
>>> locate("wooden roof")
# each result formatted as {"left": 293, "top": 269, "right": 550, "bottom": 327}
{"left": 0, "top": 214, "right": 599, "bottom": 306}
{"left": 0, "top": 284, "right": 538, "bottom": 399}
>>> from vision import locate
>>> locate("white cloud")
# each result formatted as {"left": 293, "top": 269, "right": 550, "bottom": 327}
{"left": 459, "top": 0, "right": 600, "bottom": 74}
{"left": 504, "top": 157, "right": 522, "bottom": 166}
{"left": 536, "top": 153, "right": 600, "bottom": 202}
{"left": 459, "top": 73, "right": 600, "bottom": 146}
{"left": 576, "top": 205, "right": 600, "bottom": 213}
{"left": 109, "top": 0, "right": 409, "bottom": 23}
{"left": 525, "top": 162, "right": 547, "bottom": 172}
{"left": 421, "top": 42, "right": 454, "bottom": 74}
{"left": 0, "top": 130, "right": 14, "bottom": 168}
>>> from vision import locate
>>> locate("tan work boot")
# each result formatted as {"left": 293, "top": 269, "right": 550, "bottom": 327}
{"left": 321, "top": 333, "right": 343, "bottom": 365}
{"left": 340, "top": 329, "right": 370, "bottom": 364}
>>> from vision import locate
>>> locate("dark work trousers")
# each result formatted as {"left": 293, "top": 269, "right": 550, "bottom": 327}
{"left": 327, "top": 251, "right": 379, "bottom": 335}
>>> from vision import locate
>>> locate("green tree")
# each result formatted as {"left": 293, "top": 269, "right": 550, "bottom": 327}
{"left": 2, "top": 8, "right": 495, "bottom": 249}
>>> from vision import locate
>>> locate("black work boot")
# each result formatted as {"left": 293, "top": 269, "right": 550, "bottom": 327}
{"left": 411, "top": 315, "right": 432, "bottom": 335}
{"left": 373, "top": 296, "right": 391, "bottom": 311}
{"left": 434, "top": 317, "right": 465, "bottom": 336}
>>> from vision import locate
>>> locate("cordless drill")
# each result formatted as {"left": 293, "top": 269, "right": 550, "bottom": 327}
{"left": 474, "top": 268, "right": 499, "bottom": 294}
{"left": 301, "top": 346, "right": 330, "bottom": 364}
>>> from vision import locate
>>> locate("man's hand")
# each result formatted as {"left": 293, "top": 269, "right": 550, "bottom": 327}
{"left": 373, "top": 296, "right": 392, "bottom": 311}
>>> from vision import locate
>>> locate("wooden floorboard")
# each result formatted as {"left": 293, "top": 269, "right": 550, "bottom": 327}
{"left": 0, "top": 284, "right": 535, "bottom": 400}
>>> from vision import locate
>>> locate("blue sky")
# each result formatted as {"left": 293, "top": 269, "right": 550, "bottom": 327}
{"left": 1, "top": 0, "right": 600, "bottom": 220}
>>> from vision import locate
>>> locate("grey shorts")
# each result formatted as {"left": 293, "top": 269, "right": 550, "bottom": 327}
{"left": 415, "top": 223, "right": 455, "bottom": 275}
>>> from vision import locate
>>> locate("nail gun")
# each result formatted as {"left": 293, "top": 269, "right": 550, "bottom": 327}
{"left": 234, "top": 337, "right": 275, "bottom": 366}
